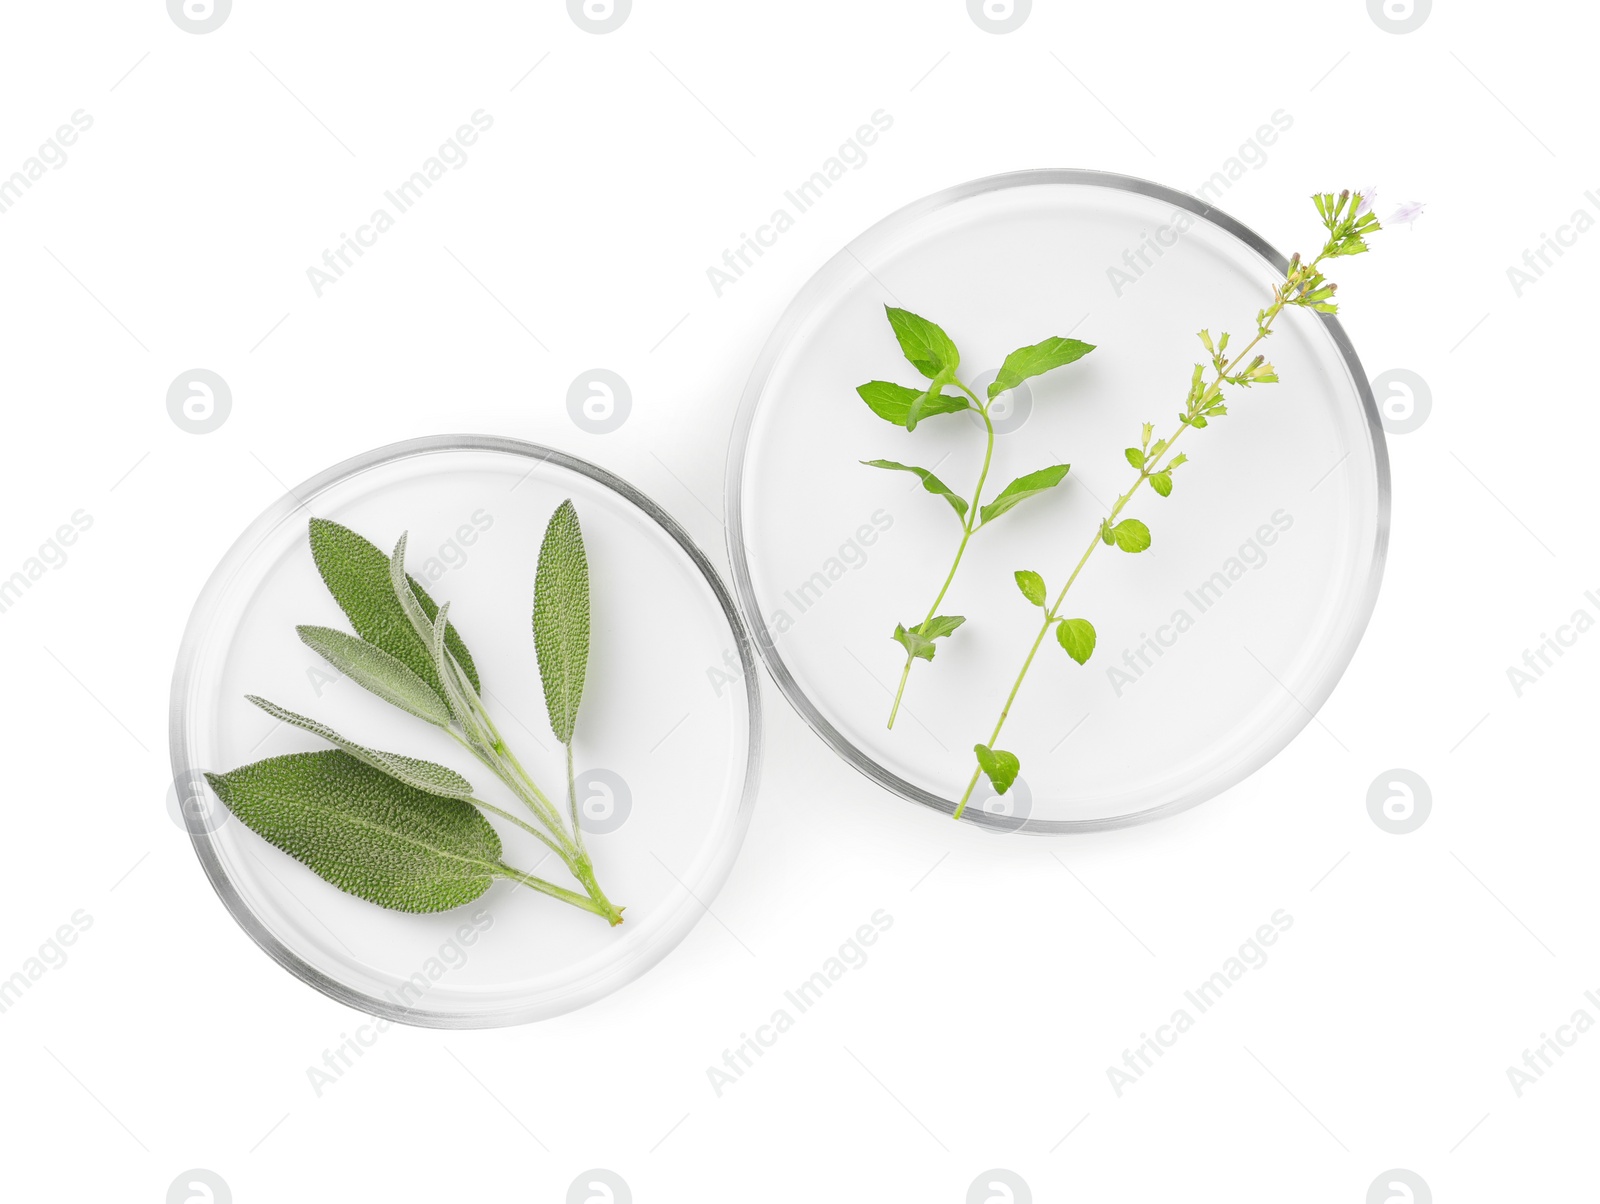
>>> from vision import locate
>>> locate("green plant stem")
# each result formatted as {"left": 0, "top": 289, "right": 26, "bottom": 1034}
{"left": 566, "top": 742, "right": 587, "bottom": 859}
{"left": 887, "top": 377, "right": 994, "bottom": 729}
{"left": 494, "top": 862, "right": 620, "bottom": 923}
{"left": 950, "top": 276, "right": 1313, "bottom": 820}
{"left": 446, "top": 697, "right": 621, "bottom": 922}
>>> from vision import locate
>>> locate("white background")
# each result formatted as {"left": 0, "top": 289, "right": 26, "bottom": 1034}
{"left": 0, "top": 1, "right": 1592, "bottom": 1200}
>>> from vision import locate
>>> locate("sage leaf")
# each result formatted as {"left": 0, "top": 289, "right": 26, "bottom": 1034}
{"left": 245, "top": 695, "right": 474, "bottom": 798}
{"left": 1056, "top": 617, "right": 1097, "bottom": 665}
{"left": 987, "top": 336, "right": 1095, "bottom": 400}
{"left": 308, "top": 518, "right": 480, "bottom": 697}
{"left": 1014, "top": 570, "right": 1047, "bottom": 607}
{"left": 978, "top": 464, "right": 1071, "bottom": 526}
{"left": 885, "top": 306, "right": 960, "bottom": 379}
{"left": 206, "top": 750, "right": 503, "bottom": 913}
{"left": 857, "top": 380, "right": 967, "bottom": 426}
{"left": 973, "top": 743, "right": 1020, "bottom": 796}
{"left": 1125, "top": 447, "right": 1145, "bottom": 469}
{"left": 533, "top": 499, "right": 590, "bottom": 745}
{"left": 1109, "top": 518, "right": 1152, "bottom": 553}
{"left": 861, "top": 460, "right": 968, "bottom": 520}
{"left": 296, "top": 625, "right": 453, "bottom": 728}
{"left": 1150, "top": 471, "right": 1173, "bottom": 497}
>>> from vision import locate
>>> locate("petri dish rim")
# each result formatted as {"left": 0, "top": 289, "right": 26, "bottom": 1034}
{"left": 170, "top": 434, "right": 764, "bottom": 1027}
{"left": 724, "top": 168, "right": 1389, "bottom": 834}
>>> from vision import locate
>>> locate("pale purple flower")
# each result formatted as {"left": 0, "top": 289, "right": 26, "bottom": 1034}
{"left": 1386, "top": 200, "right": 1426, "bottom": 228}
{"left": 1356, "top": 187, "right": 1378, "bottom": 216}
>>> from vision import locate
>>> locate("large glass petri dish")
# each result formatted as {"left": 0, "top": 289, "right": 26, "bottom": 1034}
{"left": 171, "top": 436, "right": 761, "bottom": 1026}
{"left": 726, "top": 170, "right": 1387, "bottom": 832}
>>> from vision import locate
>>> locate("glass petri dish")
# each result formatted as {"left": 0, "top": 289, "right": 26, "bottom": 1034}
{"left": 171, "top": 436, "right": 760, "bottom": 1026}
{"left": 726, "top": 170, "right": 1387, "bottom": 832}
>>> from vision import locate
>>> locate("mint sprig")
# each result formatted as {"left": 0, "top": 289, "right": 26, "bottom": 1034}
{"left": 859, "top": 305, "right": 1095, "bottom": 728}
{"left": 954, "top": 190, "right": 1388, "bottom": 815}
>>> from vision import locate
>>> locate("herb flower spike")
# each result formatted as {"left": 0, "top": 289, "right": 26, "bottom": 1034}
{"left": 952, "top": 190, "right": 1388, "bottom": 820}
{"left": 857, "top": 305, "right": 1096, "bottom": 727}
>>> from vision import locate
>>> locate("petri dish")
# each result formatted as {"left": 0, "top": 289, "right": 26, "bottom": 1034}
{"left": 726, "top": 170, "right": 1388, "bottom": 832}
{"left": 171, "top": 436, "right": 761, "bottom": 1026}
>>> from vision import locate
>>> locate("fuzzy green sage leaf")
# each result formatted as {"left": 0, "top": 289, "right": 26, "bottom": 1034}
{"left": 206, "top": 750, "right": 504, "bottom": 914}
{"left": 1014, "top": 570, "right": 1047, "bottom": 607}
{"left": 533, "top": 499, "right": 591, "bottom": 745}
{"left": 308, "top": 518, "right": 480, "bottom": 697}
{"left": 296, "top": 625, "right": 453, "bottom": 728}
{"left": 245, "top": 695, "right": 474, "bottom": 798}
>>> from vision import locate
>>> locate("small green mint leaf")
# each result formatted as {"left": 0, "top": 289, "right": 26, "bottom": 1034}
{"left": 884, "top": 306, "right": 959, "bottom": 379}
{"left": 856, "top": 380, "right": 966, "bottom": 427}
{"left": 1124, "top": 447, "right": 1145, "bottom": 469}
{"left": 307, "top": 518, "right": 480, "bottom": 698}
{"left": 296, "top": 625, "right": 454, "bottom": 728}
{"left": 987, "top": 336, "right": 1096, "bottom": 400}
{"left": 1109, "top": 518, "right": 1152, "bottom": 553}
{"left": 919, "top": 615, "right": 966, "bottom": 640}
{"left": 978, "top": 464, "right": 1070, "bottom": 526}
{"left": 532, "top": 499, "right": 591, "bottom": 745}
{"left": 1014, "top": 570, "right": 1047, "bottom": 607}
{"left": 972, "top": 744, "right": 1020, "bottom": 795}
{"left": 1055, "top": 617, "right": 1096, "bottom": 665}
{"left": 245, "top": 696, "right": 474, "bottom": 798}
{"left": 1150, "top": 472, "right": 1173, "bottom": 497}
{"left": 893, "top": 624, "right": 937, "bottom": 661}
{"left": 206, "top": 750, "right": 502, "bottom": 913}
{"left": 861, "top": 460, "right": 968, "bottom": 520}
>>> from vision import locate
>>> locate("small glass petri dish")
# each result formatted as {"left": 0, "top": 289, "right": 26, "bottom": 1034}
{"left": 171, "top": 436, "right": 761, "bottom": 1026}
{"left": 726, "top": 170, "right": 1388, "bottom": 832}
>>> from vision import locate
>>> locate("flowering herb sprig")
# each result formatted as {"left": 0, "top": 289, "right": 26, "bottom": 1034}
{"left": 857, "top": 306, "right": 1095, "bottom": 727}
{"left": 952, "top": 190, "right": 1387, "bottom": 819}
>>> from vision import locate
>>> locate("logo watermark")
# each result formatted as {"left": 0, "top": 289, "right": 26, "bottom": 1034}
{"left": 1367, "top": 0, "right": 1430, "bottom": 34}
{"left": 0, "top": 510, "right": 94, "bottom": 618}
{"left": 168, "top": 1169, "right": 232, "bottom": 1203}
{"left": 568, "top": 369, "right": 631, "bottom": 434}
{"left": 1106, "top": 910, "right": 1293, "bottom": 1096}
{"left": 1106, "top": 509, "right": 1294, "bottom": 697}
{"left": 705, "top": 910, "right": 894, "bottom": 1096}
{"left": 306, "top": 111, "right": 496, "bottom": 297}
{"left": 0, "top": 909, "right": 93, "bottom": 1017}
{"left": 1367, "top": 769, "right": 1430, "bottom": 835}
{"left": 706, "top": 111, "right": 894, "bottom": 298}
{"left": 168, "top": 369, "right": 232, "bottom": 433}
{"left": 1505, "top": 590, "right": 1599, "bottom": 697}
{"left": 168, "top": 0, "right": 232, "bottom": 33}
{"left": 1371, "top": 369, "right": 1431, "bottom": 434}
{"left": 0, "top": 111, "right": 93, "bottom": 217}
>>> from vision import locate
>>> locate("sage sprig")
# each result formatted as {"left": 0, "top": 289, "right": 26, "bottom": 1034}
{"left": 206, "top": 506, "right": 625, "bottom": 925}
{"left": 858, "top": 306, "right": 1095, "bottom": 727}
{"left": 952, "top": 190, "right": 1386, "bottom": 819}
